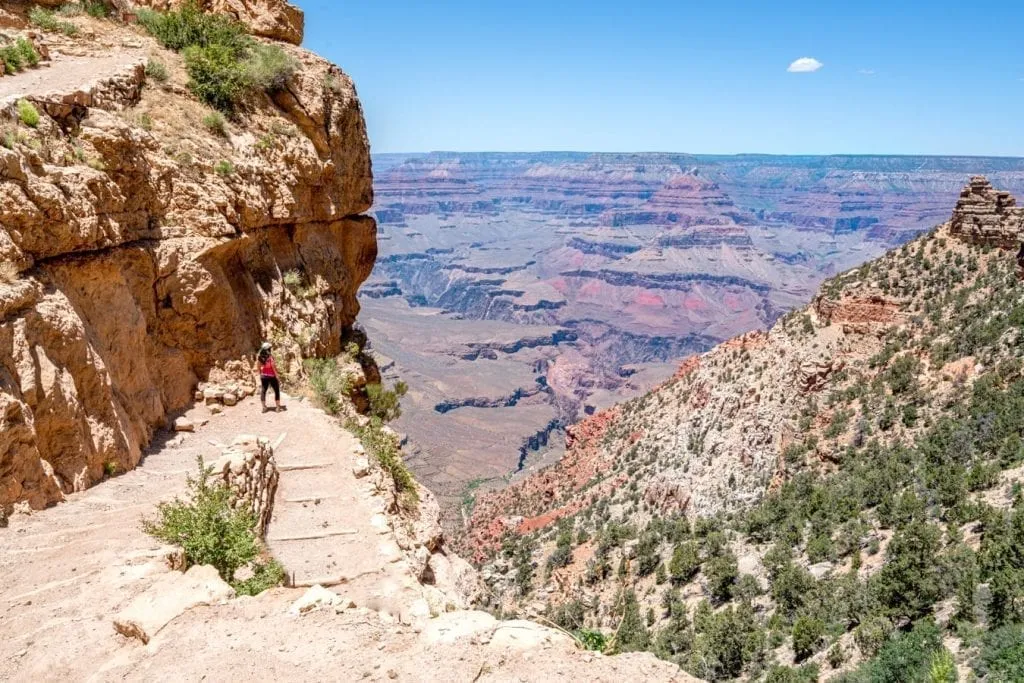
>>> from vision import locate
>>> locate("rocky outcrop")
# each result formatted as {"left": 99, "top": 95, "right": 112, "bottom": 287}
{"left": 0, "top": 19, "right": 374, "bottom": 511}
{"left": 949, "top": 175, "right": 1024, "bottom": 248}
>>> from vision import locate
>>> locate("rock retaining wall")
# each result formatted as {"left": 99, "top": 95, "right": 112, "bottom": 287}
{"left": 209, "top": 435, "right": 278, "bottom": 537}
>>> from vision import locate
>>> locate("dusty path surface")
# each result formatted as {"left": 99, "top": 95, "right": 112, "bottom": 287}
{"left": 0, "top": 393, "right": 416, "bottom": 679}
{"left": 0, "top": 51, "right": 144, "bottom": 103}
{"left": 0, "top": 394, "right": 691, "bottom": 682}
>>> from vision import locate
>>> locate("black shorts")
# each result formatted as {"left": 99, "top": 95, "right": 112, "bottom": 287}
{"left": 261, "top": 376, "right": 280, "bottom": 402}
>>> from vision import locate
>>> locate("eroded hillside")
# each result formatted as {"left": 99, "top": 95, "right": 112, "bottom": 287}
{"left": 466, "top": 177, "right": 1024, "bottom": 681}
{"left": 364, "top": 152, "right": 1024, "bottom": 530}
{"left": 0, "top": 1, "right": 374, "bottom": 511}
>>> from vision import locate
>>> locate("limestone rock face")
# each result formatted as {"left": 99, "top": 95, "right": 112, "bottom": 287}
{"left": 0, "top": 23, "right": 374, "bottom": 511}
{"left": 949, "top": 175, "right": 1024, "bottom": 248}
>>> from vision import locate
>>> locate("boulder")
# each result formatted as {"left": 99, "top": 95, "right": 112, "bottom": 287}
{"left": 172, "top": 417, "right": 194, "bottom": 433}
{"left": 112, "top": 565, "right": 234, "bottom": 644}
{"left": 352, "top": 456, "right": 370, "bottom": 478}
{"left": 288, "top": 584, "right": 343, "bottom": 615}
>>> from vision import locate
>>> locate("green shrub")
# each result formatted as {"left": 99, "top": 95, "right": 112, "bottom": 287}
{"left": 614, "top": 589, "right": 650, "bottom": 653}
{"left": 138, "top": 4, "right": 299, "bottom": 112}
{"left": 233, "top": 558, "right": 285, "bottom": 596}
{"left": 840, "top": 620, "right": 943, "bottom": 683}
{"left": 792, "top": 615, "right": 825, "bottom": 662}
{"left": 17, "top": 99, "right": 40, "bottom": 128}
{"left": 367, "top": 381, "right": 408, "bottom": 422}
{"left": 576, "top": 628, "right": 607, "bottom": 652}
{"left": 214, "top": 159, "right": 234, "bottom": 175}
{"left": 137, "top": 4, "right": 248, "bottom": 52}
{"left": 16, "top": 38, "right": 40, "bottom": 67}
{"left": 145, "top": 57, "right": 169, "bottom": 82}
{"left": 765, "top": 664, "right": 821, "bottom": 683}
{"left": 974, "top": 623, "right": 1024, "bottom": 682}
{"left": 705, "top": 550, "right": 739, "bottom": 602}
{"left": 184, "top": 43, "right": 249, "bottom": 112}
{"left": 1, "top": 45, "right": 23, "bottom": 73}
{"left": 29, "top": 7, "right": 79, "bottom": 35}
{"left": 242, "top": 43, "right": 298, "bottom": 93}
{"left": 350, "top": 418, "right": 418, "bottom": 508}
{"left": 83, "top": 1, "right": 111, "bottom": 18}
{"left": 669, "top": 541, "right": 701, "bottom": 583}
{"left": 202, "top": 110, "right": 227, "bottom": 136}
{"left": 304, "top": 357, "right": 352, "bottom": 415}
{"left": 142, "top": 457, "right": 259, "bottom": 582}
{"left": 927, "top": 649, "right": 956, "bottom": 683}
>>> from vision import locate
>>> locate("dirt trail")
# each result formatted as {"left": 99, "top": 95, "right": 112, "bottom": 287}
{"left": 0, "top": 392, "right": 417, "bottom": 679}
{"left": 0, "top": 51, "right": 144, "bottom": 103}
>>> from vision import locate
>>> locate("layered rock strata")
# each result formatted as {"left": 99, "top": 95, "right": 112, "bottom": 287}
{"left": 949, "top": 175, "right": 1024, "bottom": 247}
{"left": 0, "top": 11, "right": 374, "bottom": 511}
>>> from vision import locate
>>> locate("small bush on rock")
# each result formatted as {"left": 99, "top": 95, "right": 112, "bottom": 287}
{"left": 16, "top": 38, "right": 40, "bottom": 67}
{"left": 29, "top": 7, "right": 79, "bottom": 36}
{"left": 137, "top": 4, "right": 248, "bottom": 52}
{"left": 145, "top": 57, "right": 169, "bottom": 82}
{"left": 202, "top": 110, "right": 227, "bottom": 136}
{"left": 305, "top": 357, "right": 352, "bottom": 415}
{"left": 144, "top": 458, "right": 285, "bottom": 594}
{"left": 367, "top": 381, "right": 409, "bottom": 422}
{"left": 184, "top": 43, "right": 249, "bottom": 113}
{"left": 17, "top": 99, "right": 40, "bottom": 127}
{"left": 243, "top": 43, "right": 298, "bottom": 93}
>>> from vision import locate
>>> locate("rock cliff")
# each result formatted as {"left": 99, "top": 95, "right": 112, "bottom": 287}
{"left": 0, "top": 7, "right": 374, "bottom": 511}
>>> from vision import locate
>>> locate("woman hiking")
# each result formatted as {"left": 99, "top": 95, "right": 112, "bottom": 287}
{"left": 257, "top": 342, "right": 284, "bottom": 413}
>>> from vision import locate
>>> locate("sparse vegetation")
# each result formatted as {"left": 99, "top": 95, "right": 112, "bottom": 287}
{"left": 477, "top": 228, "right": 1024, "bottom": 680}
{"left": 138, "top": 3, "right": 299, "bottom": 113}
{"left": 214, "top": 159, "right": 234, "bottom": 176}
{"left": 29, "top": 7, "right": 79, "bottom": 36}
{"left": 304, "top": 357, "right": 352, "bottom": 415}
{"left": 202, "top": 110, "right": 227, "bottom": 136}
{"left": 366, "top": 381, "right": 409, "bottom": 422}
{"left": 16, "top": 99, "right": 40, "bottom": 128}
{"left": 350, "top": 417, "right": 418, "bottom": 508}
{"left": 145, "top": 57, "right": 169, "bottom": 83}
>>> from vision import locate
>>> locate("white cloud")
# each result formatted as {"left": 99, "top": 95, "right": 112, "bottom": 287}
{"left": 858, "top": 69, "right": 876, "bottom": 76}
{"left": 787, "top": 57, "right": 823, "bottom": 73}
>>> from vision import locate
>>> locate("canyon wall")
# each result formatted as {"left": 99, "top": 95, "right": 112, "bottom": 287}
{"left": 0, "top": 8, "right": 374, "bottom": 511}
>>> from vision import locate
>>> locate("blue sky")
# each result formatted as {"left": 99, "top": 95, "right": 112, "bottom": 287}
{"left": 300, "top": 1, "right": 1024, "bottom": 156}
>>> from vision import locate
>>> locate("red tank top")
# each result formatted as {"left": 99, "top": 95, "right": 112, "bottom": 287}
{"left": 260, "top": 356, "right": 277, "bottom": 378}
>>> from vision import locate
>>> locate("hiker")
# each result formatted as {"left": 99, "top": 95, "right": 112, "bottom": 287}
{"left": 257, "top": 342, "right": 284, "bottom": 413}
